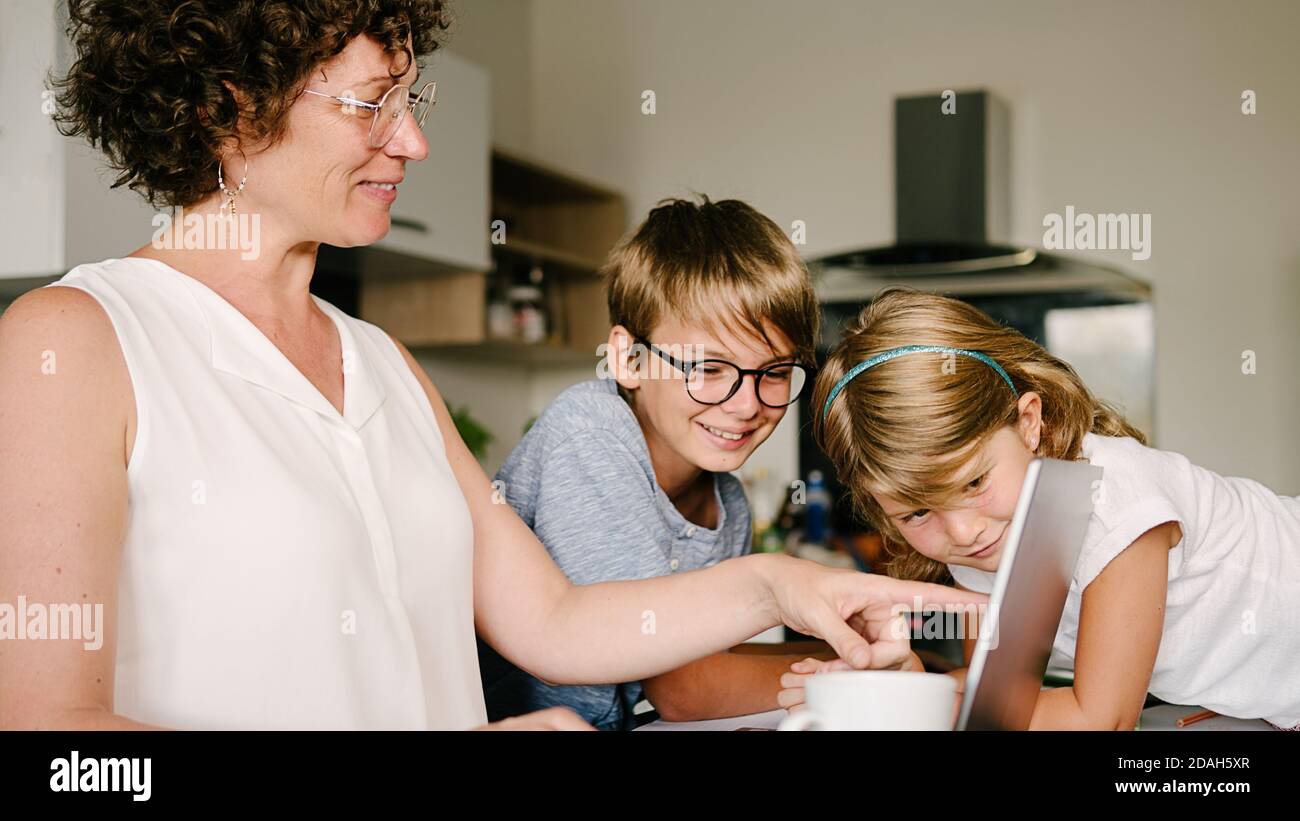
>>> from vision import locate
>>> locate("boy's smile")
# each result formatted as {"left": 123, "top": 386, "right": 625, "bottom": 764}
{"left": 612, "top": 316, "right": 798, "bottom": 498}
{"left": 696, "top": 420, "right": 757, "bottom": 450}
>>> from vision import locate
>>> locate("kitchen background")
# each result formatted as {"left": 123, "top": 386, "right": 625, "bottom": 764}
{"left": 2, "top": 0, "right": 1297, "bottom": 517}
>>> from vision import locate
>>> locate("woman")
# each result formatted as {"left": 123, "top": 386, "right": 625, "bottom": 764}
{"left": 0, "top": 0, "right": 978, "bottom": 730}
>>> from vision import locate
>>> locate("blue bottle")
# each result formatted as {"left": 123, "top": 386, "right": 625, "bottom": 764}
{"left": 804, "top": 470, "right": 832, "bottom": 545}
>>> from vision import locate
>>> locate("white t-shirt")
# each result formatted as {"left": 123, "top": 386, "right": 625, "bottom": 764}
{"left": 949, "top": 433, "right": 1300, "bottom": 728}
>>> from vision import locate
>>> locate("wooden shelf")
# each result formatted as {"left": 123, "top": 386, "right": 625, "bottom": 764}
{"left": 356, "top": 149, "right": 626, "bottom": 354}
{"left": 491, "top": 148, "right": 620, "bottom": 205}
{"left": 493, "top": 237, "right": 606, "bottom": 276}
{"left": 491, "top": 150, "right": 627, "bottom": 272}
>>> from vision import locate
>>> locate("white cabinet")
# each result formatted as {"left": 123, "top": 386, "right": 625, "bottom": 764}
{"left": 373, "top": 51, "right": 491, "bottom": 272}
{"left": 0, "top": 5, "right": 491, "bottom": 288}
{"left": 0, "top": 0, "right": 67, "bottom": 278}
{"left": 0, "top": 0, "right": 173, "bottom": 284}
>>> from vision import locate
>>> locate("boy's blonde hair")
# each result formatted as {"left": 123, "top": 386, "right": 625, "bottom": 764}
{"left": 811, "top": 287, "right": 1145, "bottom": 583}
{"left": 603, "top": 196, "right": 818, "bottom": 365}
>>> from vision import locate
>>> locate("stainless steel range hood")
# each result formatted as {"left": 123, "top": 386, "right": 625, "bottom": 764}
{"left": 811, "top": 90, "right": 1149, "bottom": 302}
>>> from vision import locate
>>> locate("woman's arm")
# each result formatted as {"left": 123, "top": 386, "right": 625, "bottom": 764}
{"left": 0, "top": 288, "right": 159, "bottom": 730}
{"left": 392, "top": 341, "right": 985, "bottom": 687}
{"left": 1028, "top": 520, "right": 1180, "bottom": 730}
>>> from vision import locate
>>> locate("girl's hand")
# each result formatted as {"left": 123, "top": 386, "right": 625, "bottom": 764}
{"left": 756, "top": 555, "right": 987, "bottom": 671}
{"left": 777, "top": 642, "right": 926, "bottom": 712}
{"left": 476, "top": 706, "right": 595, "bottom": 731}
{"left": 778, "top": 657, "right": 856, "bottom": 711}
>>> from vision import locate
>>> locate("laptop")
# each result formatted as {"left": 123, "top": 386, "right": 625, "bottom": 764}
{"left": 954, "top": 457, "right": 1103, "bottom": 730}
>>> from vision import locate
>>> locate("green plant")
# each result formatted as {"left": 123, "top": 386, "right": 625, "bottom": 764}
{"left": 450, "top": 404, "right": 493, "bottom": 460}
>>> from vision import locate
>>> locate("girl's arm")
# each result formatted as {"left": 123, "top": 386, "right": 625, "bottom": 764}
{"left": 392, "top": 342, "right": 985, "bottom": 687}
{"left": 1029, "top": 520, "right": 1181, "bottom": 730}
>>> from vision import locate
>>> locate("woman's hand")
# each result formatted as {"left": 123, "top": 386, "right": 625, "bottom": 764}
{"left": 476, "top": 706, "right": 595, "bottom": 731}
{"left": 755, "top": 554, "right": 985, "bottom": 671}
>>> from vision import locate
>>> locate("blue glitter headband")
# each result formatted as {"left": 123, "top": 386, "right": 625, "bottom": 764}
{"left": 821, "top": 344, "right": 1019, "bottom": 422}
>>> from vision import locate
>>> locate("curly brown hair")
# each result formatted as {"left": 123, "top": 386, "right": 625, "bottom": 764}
{"left": 50, "top": 0, "right": 451, "bottom": 209}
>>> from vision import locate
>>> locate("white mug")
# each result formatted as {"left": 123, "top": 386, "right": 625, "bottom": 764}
{"left": 777, "top": 670, "right": 957, "bottom": 731}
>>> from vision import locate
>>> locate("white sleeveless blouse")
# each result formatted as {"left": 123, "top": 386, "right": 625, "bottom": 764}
{"left": 44, "top": 257, "right": 486, "bottom": 729}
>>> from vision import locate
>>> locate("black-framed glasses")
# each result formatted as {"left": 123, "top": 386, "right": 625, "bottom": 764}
{"left": 639, "top": 340, "right": 810, "bottom": 408}
{"left": 303, "top": 81, "right": 437, "bottom": 148}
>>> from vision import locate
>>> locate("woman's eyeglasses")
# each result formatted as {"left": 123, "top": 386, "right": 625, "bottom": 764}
{"left": 639, "top": 340, "right": 810, "bottom": 408}
{"left": 303, "top": 81, "right": 437, "bottom": 148}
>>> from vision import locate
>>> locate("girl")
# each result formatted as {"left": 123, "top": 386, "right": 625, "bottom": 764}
{"left": 784, "top": 287, "right": 1300, "bottom": 730}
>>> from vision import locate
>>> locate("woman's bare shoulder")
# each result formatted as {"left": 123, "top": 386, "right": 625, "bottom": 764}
{"left": 0, "top": 285, "right": 134, "bottom": 461}
{"left": 1, "top": 283, "right": 117, "bottom": 343}
{"left": 0, "top": 284, "right": 129, "bottom": 388}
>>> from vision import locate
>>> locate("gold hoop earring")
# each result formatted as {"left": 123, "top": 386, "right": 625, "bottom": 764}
{"left": 217, "top": 151, "right": 249, "bottom": 219}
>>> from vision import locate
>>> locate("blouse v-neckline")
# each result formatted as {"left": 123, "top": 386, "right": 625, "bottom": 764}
{"left": 129, "top": 256, "right": 386, "bottom": 430}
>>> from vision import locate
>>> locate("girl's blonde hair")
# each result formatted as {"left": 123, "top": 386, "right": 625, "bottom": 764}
{"left": 811, "top": 288, "right": 1145, "bottom": 583}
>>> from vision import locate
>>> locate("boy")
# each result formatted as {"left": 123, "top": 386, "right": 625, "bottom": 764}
{"left": 477, "top": 196, "right": 914, "bottom": 729}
